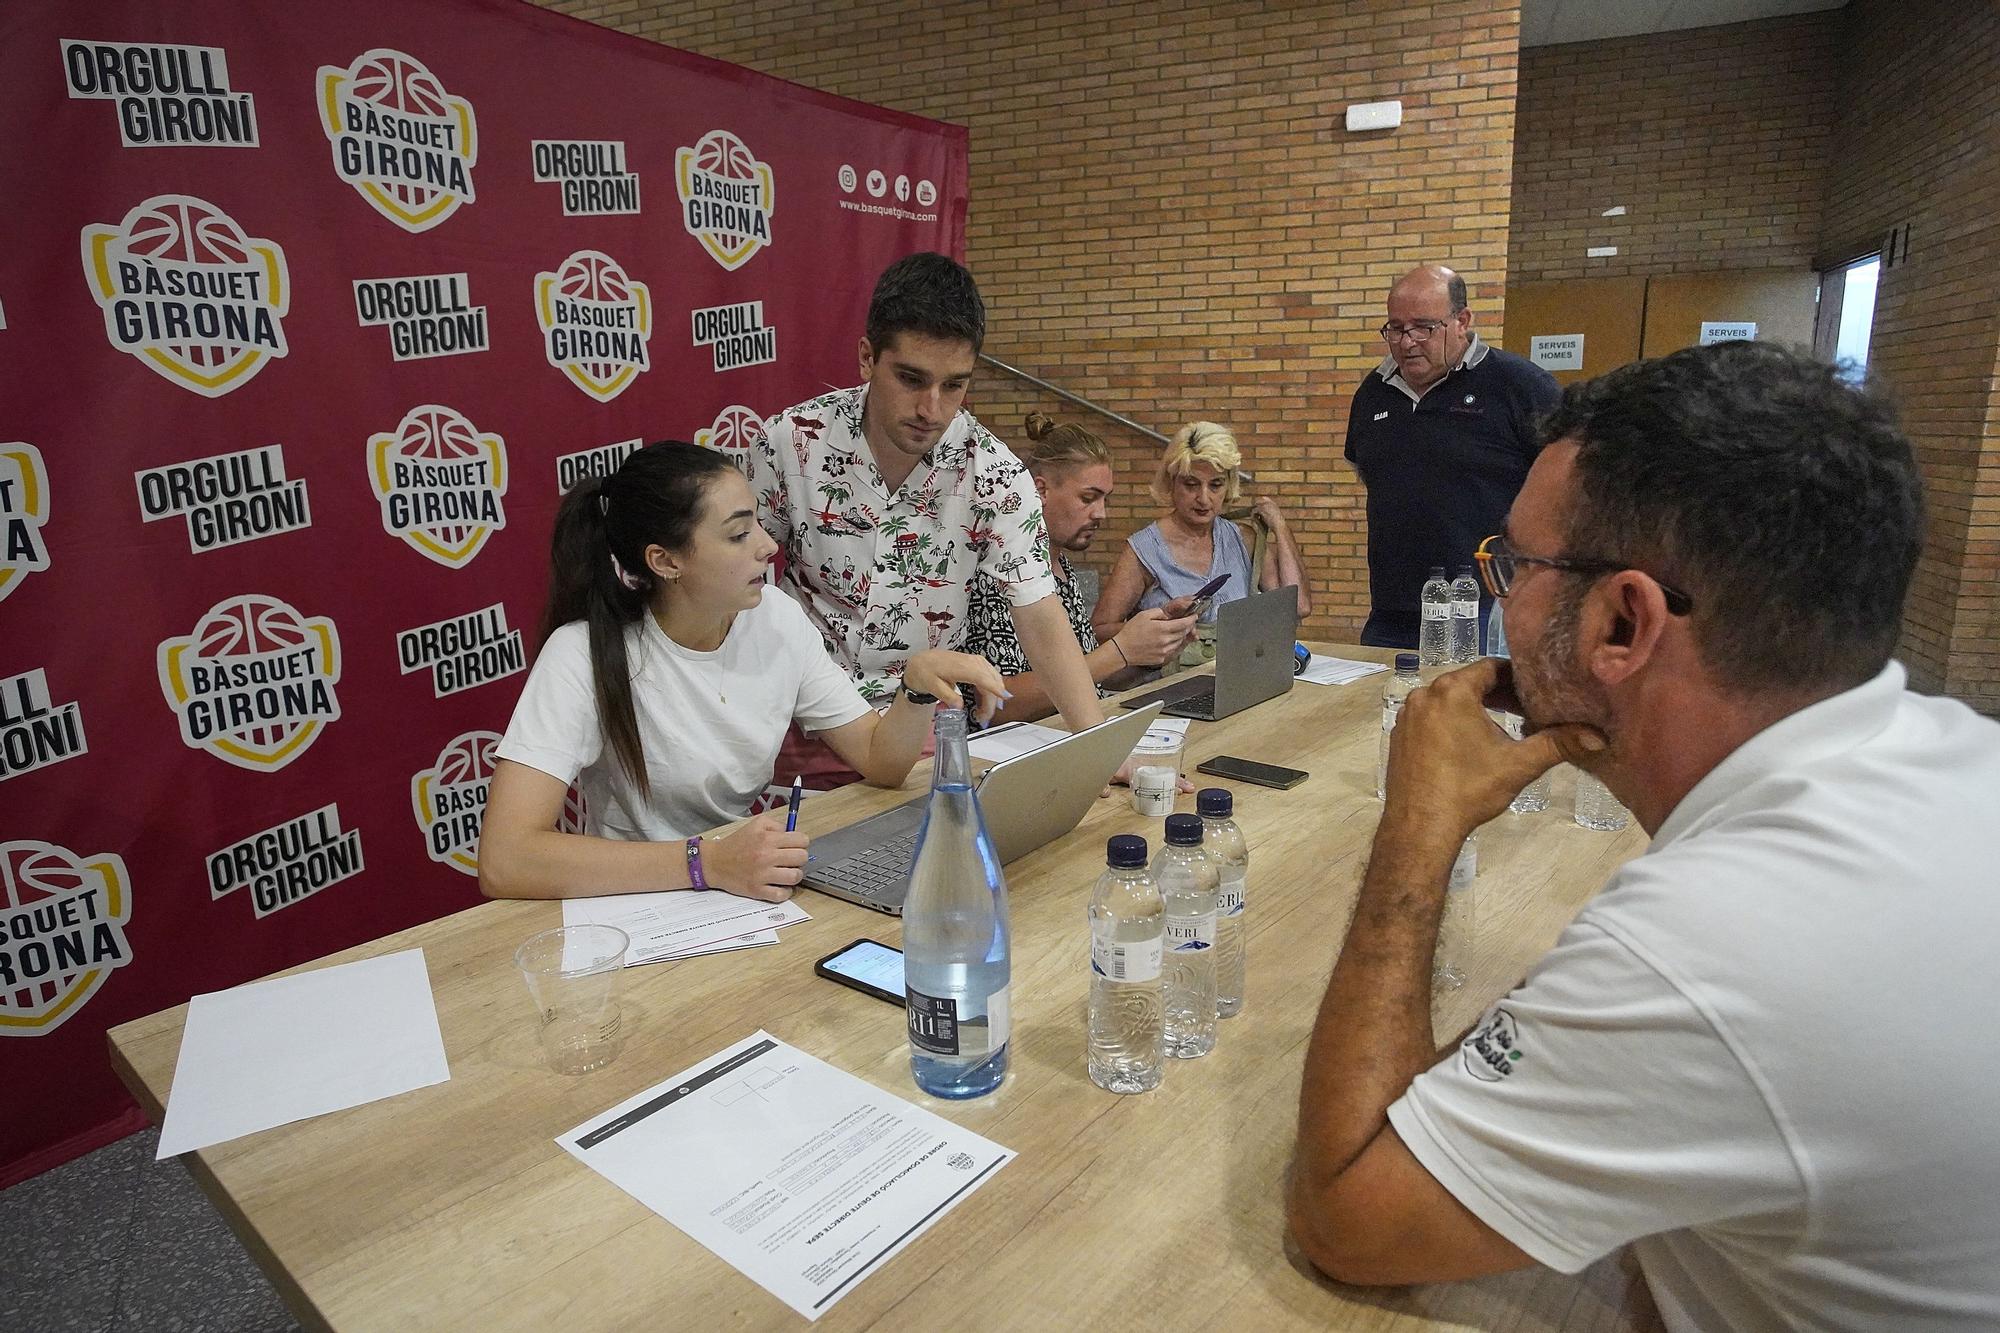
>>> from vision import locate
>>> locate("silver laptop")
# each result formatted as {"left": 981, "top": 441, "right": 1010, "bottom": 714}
{"left": 1119, "top": 585, "right": 1299, "bottom": 721}
{"left": 801, "top": 702, "right": 1165, "bottom": 915}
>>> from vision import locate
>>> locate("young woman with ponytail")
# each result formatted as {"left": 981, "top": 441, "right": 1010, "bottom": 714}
{"left": 479, "top": 441, "right": 1007, "bottom": 902}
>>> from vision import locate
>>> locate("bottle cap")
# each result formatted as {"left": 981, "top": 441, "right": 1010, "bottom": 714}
{"left": 1197, "top": 788, "right": 1232, "bottom": 817}
{"left": 1164, "top": 813, "right": 1204, "bottom": 846}
{"left": 1394, "top": 651, "right": 1420, "bottom": 672}
{"left": 1428, "top": 565, "right": 1446, "bottom": 577}
{"left": 1106, "top": 834, "right": 1148, "bottom": 868}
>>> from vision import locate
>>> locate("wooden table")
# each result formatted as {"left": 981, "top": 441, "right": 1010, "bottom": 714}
{"left": 108, "top": 645, "right": 1661, "bottom": 1331}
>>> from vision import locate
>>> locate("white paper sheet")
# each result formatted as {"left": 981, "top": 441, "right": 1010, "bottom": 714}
{"left": 966, "top": 721, "right": 1067, "bottom": 763}
{"left": 156, "top": 948, "right": 449, "bottom": 1158}
{"left": 559, "top": 1030, "right": 1014, "bottom": 1321}
{"left": 1296, "top": 654, "right": 1389, "bottom": 686}
{"left": 563, "top": 891, "right": 808, "bottom": 966}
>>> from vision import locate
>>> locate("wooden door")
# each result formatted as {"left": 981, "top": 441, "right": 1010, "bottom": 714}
{"left": 1500, "top": 277, "right": 1647, "bottom": 385}
{"left": 1639, "top": 269, "right": 1818, "bottom": 356}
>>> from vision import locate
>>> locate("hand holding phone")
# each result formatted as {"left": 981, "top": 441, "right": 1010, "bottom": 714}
{"left": 1185, "top": 573, "right": 1231, "bottom": 621}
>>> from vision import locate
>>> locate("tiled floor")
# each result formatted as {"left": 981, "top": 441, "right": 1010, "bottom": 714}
{"left": 0, "top": 1128, "right": 297, "bottom": 1332}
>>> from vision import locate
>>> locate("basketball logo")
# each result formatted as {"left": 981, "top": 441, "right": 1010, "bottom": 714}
{"left": 675, "top": 130, "right": 774, "bottom": 271}
{"left": 367, "top": 405, "right": 508, "bottom": 567}
{"left": 411, "top": 730, "right": 499, "bottom": 876}
{"left": 0, "top": 444, "right": 51, "bottom": 604}
{"left": 80, "top": 194, "right": 290, "bottom": 398}
{"left": 694, "top": 405, "right": 764, "bottom": 474}
{"left": 0, "top": 841, "right": 134, "bottom": 1037}
{"left": 533, "top": 250, "right": 652, "bottom": 403}
{"left": 317, "top": 48, "right": 477, "bottom": 233}
{"left": 157, "top": 594, "right": 342, "bottom": 772}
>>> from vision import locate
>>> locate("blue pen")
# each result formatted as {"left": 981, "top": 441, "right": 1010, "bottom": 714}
{"left": 784, "top": 774, "right": 804, "bottom": 832}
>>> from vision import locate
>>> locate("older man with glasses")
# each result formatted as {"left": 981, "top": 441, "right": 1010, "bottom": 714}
{"left": 1343, "top": 263, "right": 1560, "bottom": 649}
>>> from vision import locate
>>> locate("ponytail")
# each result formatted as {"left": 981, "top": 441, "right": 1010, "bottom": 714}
{"left": 539, "top": 441, "right": 735, "bottom": 796}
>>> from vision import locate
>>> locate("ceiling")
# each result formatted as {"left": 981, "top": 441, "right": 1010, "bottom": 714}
{"left": 1520, "top": 0, "right": 1846, "bottom": 47}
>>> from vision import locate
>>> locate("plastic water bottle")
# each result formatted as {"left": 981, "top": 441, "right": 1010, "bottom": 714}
{"left": 1198, "top": 789, "right": 1248, "bottom": 1018}
{"left": 1574, "top": 772, "right": 1631, "bottom": 831}
{"left": 1377, "top": 652, "right": 1421, "bottom": 800}
{"left": 1503, "top": 713, "right": 1551, "bottom": 813}
{"left": 1087, "top": 834, "right": 1165, "bottom": 1094}
{"left": 1450, "top": 568, "right": 1481, "bottom": 663}
{"left": 1434, "top": 834, "right": 1478, "bottom": 994}
{"left": 903, "top": 708, "right": 1011, "bottom": 1098}
{"left": 1152, "top": 814, "right": 1218, "bottom": 1058}
{"left": 1418, "top": 566, "right": 1452, "bottom": 668}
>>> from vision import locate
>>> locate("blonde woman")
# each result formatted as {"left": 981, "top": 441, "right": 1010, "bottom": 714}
{"left": 1092, "top": 422, "right": 1311, "bottom": 647}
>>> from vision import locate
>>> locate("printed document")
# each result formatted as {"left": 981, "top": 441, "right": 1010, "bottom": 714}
{"left": 558, "top": 1030, "right": 1013, "bottom": 1320}
{"left": 1297, "top": 654, "right": 1389, "bottom": 686}
{"left": 563, "top": 890, "right": 807, "bottom": 965}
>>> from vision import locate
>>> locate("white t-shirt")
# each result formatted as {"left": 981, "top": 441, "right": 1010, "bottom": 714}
{"left": 1388, "top": 663, "right": 2000, "bottom": 1332}
{"left": 496, "top": 589, "right": 871, "bottom": 840}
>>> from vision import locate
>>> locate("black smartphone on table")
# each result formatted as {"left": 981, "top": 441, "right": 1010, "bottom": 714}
{"left": 1196, "top": 754, "right": 1309, "bottom": 790}
{"left": 814, "top": 938, "right": 906, "bottom": 1007}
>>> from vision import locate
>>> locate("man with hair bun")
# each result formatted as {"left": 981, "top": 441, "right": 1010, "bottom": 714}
{"left": 1345, "top": 263, "right": 1559, "bottom": 648}
{"left": 957, "top": 413, "right": 1197, "bottom": 725}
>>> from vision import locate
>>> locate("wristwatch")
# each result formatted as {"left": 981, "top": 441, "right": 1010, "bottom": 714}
{"left": 900, "top": 684, "right": 939, "bottom": 705}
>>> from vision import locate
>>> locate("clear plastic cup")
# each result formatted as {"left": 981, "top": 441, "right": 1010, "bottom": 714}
{"left": 1502, "top": 714, "right": 1551, "bottom": 813}
{"left": 513, "top": 924, "right": 628, "bottom": 1074}
{"left": 1573, "top": 772, "right": 1630, "bottom": 831}
{"left": 1128, "top": 727, "right": 1185, "bottom": 817}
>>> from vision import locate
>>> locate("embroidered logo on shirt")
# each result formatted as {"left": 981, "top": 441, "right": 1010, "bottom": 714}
{"left": 1373, "top": 410, "right": 1389, "bottom": 421}
{"left": 1461, "top": 1006, "right": 1523, "bottom": 1082}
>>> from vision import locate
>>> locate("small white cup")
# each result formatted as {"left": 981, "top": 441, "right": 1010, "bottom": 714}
{"left": 1129, "top": 728, "right": 1184, "bottom": 817}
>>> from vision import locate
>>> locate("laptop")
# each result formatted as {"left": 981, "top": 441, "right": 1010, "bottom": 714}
{"left": 801, "top": 702, "right": 1165, "bottom": 915}
{"left": 1118, "top": 585, "right": 1300, "bottom": 721}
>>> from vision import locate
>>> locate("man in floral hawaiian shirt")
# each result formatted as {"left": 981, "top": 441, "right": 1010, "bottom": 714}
{"left": 748, "top": 253, "right": 1106, "bottom": 787}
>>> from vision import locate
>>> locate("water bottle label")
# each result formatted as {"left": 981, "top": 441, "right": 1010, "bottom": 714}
{"left": 1091, "top": 935, "right": 1162, "bottom": 982}
{"left": 1164, "top": 912, "right": 1216, "bottom": 950}
{"left": 906, "top": 984, "right": 1009, "bottom": 1057}
{"left": 1219, "top": 871, "right": 1246, "bottom": 916}
{"left": 1452, "top": 602, "right": 1478, "bottom": 617}
{"left": 1422, "top": 603, "right": 1450, "bottom": 620}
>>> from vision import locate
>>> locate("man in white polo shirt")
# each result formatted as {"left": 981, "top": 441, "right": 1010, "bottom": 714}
{"left": 1287, "top": 340, "right": 2000, "bottom": 1329}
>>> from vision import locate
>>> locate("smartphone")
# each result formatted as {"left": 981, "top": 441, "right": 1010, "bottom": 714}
{"left": 1196, "top": 754, "right": 1309, "bottom": 790}
{"left": 814, "top": 938, "right": 906, "bottom": 1007}
{"left": 1185, "top": 573, "right": 1231, "bottom": 620}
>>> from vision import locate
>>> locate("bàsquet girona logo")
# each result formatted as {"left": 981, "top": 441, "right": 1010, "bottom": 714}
{"left": 411, "top": 731, "right": 498, "bottom": 876}
{"left": 0, "top": 841, "right": 135, "bottom": 1037}
{"left": 157, "top": 594, "right": 342, "bottom": 772}
{"left": 694, "top": 405, "right": 764, "bottom": 473}
{"left": 534, "top": 250, "right": 651, "bottom": 403}
{"left": 675, "top": 131, "right": 773, "bottom": 271}
{"left": 368, "top": 405, "right": 507, "bottom": 567}
{"left": 317, "top": 49, "right": 477, "bottom": 233}
{"left": 0, "top": 444, "right": 51, "bottom": 604}
{"left": 80, "top": 195, "right": 290, "bottom": 398}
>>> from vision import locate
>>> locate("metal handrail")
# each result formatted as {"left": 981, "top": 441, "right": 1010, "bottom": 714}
{"left": 976, "top": 352, "right": 1169, "bottom": 445}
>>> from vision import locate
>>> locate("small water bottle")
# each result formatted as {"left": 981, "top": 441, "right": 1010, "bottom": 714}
{"left": 1434, "top": 833, "right": 1478, "bottom": 993}
{"left": 903, "top": 709, "right": 1012, "bottom": 1099}
{"left": 1418, "top": 566, "right": 1452, "bottom": 668}
{"left": 1573, "top": 771, "right": 1630, "bottom": 831}
{"left": 1198, "top": 789, "right": 1248, "bottom": 1018}
{"left": 1152, "top": 814, "right": 1218, "bottom": 1058}
{"left": 1378, "top": 651, "right": 1421, "bottom": 800}
{"left": 1449, "top": 568, "right": 1481, "bottom": 663}
{"left": 1087, "top": 835, "right": 1165, "bottom": 1094}
{"left": 1503, "top": 714, "right": 1551, "bottom": 813}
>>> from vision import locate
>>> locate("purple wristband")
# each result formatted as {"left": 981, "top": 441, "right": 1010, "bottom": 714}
{"left": 684, "top": 836, "right": 708, "bottom": 890}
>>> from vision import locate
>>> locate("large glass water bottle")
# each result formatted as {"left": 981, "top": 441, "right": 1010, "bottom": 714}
{"left": 1378, "top": 652, "right": 1421, "bottom": 800}
{"left": 1418, "top": 566, "right": 1453, "bottom": 668}
{"left": 1087, "top": 834, "right": 1165, "bottom": 1094}
{"left": 1152, "top": 814, "right": 1219, "bottom": 1058}
{"left": 1198, "top": 789, "right": 1249, "bottom": 1018}
{"left": 1450, "top": 568, "right": 1482, "bottom": 662}
{"left": 903, "top": 708, "right": 1011, "bottom": 1098}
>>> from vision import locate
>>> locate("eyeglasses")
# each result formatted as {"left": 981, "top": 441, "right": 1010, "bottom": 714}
{"left": 1379, "top": 319, "right": 1449, "bottom": 344}
{"left": 1474, "top": 534, "right": 1695, "bottom": 616}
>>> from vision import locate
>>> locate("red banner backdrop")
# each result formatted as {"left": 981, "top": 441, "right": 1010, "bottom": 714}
{"left": 0, "top": 0, "right": 966, "bottom": 1183}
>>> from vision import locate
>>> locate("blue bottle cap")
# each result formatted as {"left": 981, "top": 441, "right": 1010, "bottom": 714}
{"left": 1197, "top": 788, "right": 1232, "bottom": 817}
{"left": 1106, "top": 834, "right": 1148, "bottom": 868}
{"left": 1164, "top": 813, "right": 1204, "bottom": 846}
{"left": 1394, "top": 651, "right": 1420, "bottom": 672}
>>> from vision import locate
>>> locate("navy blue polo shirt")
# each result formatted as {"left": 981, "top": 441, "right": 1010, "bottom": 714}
{"left": 1343, "top": 335, "right": 1560, "bottom": 647}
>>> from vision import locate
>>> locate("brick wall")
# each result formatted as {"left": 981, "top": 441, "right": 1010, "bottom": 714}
{"left": 1510, "top": 14, "right": 1837, "bottom": 283}
{"left": 1820, "top": 0, "right": 2000, "bottom": 712}
{"left": 533, "top": 0, "right": 1530, "bottom": 640}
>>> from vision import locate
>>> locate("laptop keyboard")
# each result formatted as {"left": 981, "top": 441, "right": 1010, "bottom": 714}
{"left": 1172, "top": 689, "right": 1216, "bottom": 718}
{"left": 813, "top": 829, "right": 919, "bottom": 897}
